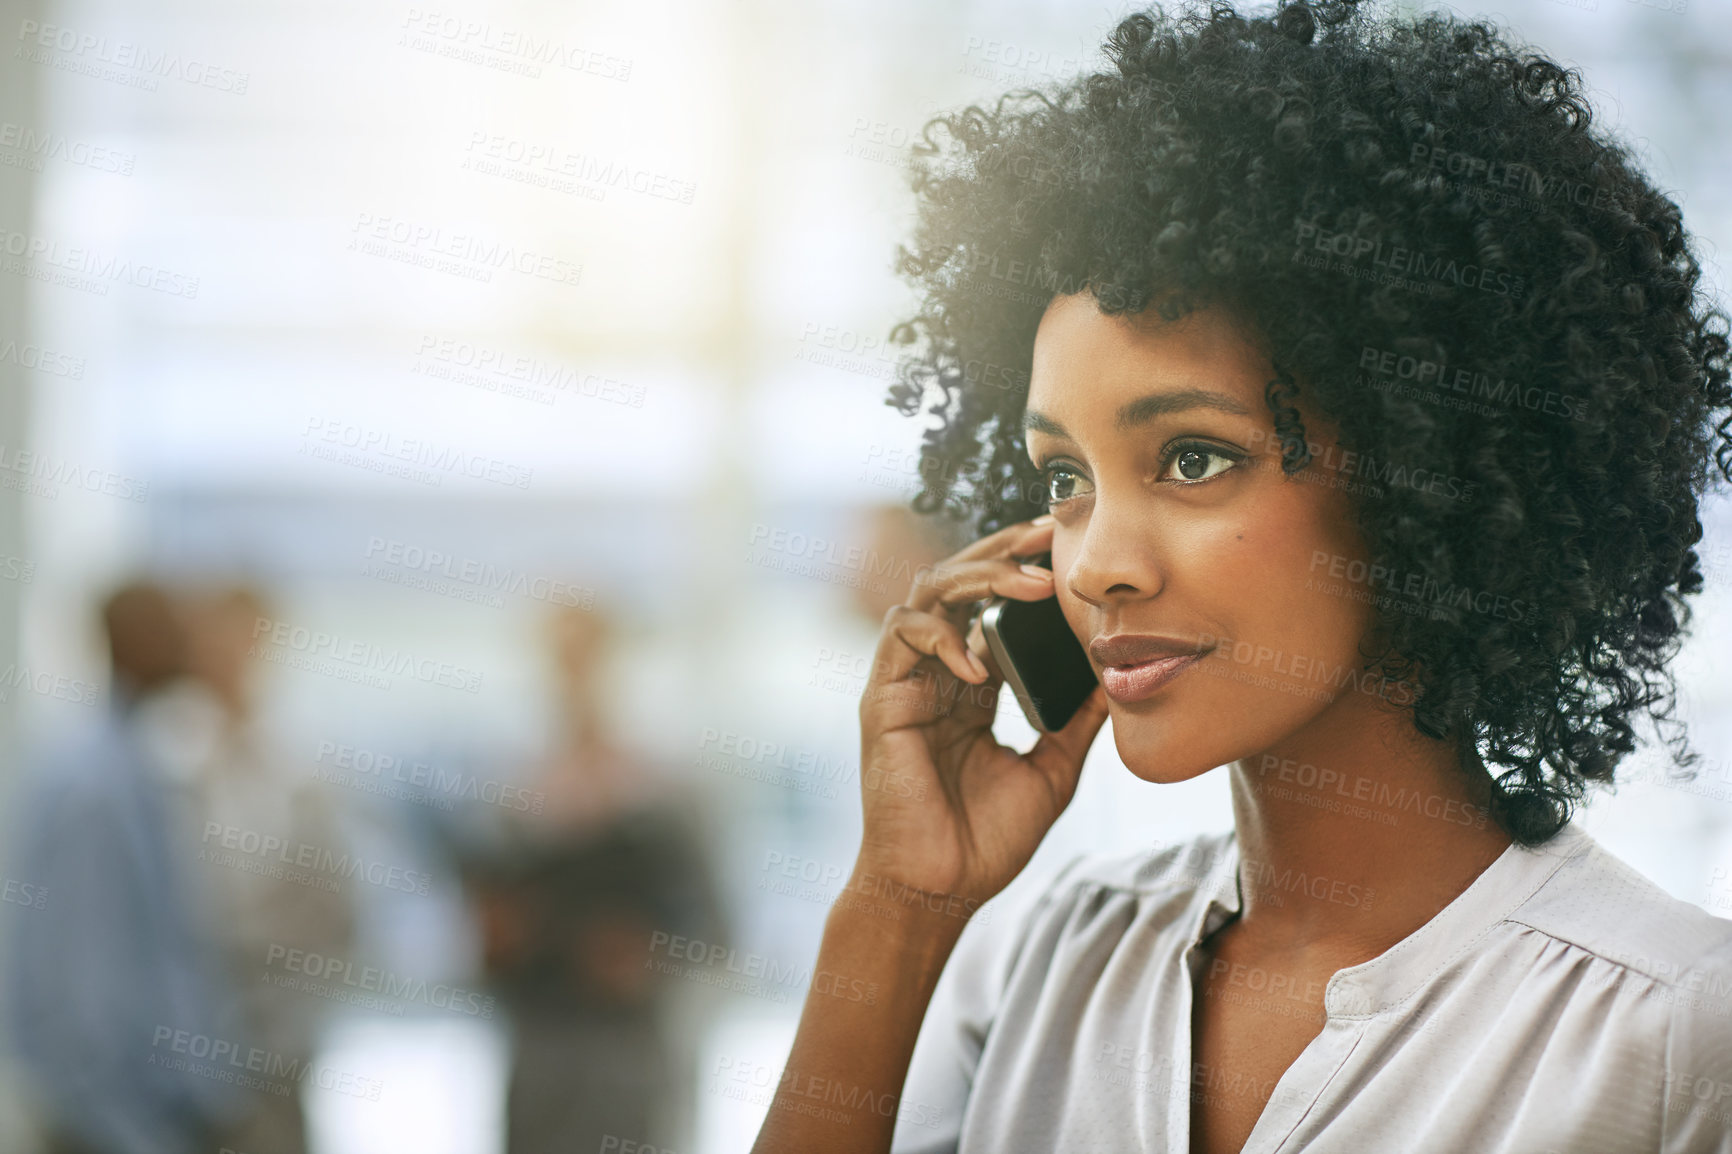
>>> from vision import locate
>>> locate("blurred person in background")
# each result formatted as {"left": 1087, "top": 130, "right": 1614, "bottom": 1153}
{"left": 454, "top": 603, "right": 727, "bottom": 1154}
{"left": 167, "top": 583, "right": 357, "bottom": 1154}
{"left": 3, "top": 581, "right": 248, "bottom": 1154}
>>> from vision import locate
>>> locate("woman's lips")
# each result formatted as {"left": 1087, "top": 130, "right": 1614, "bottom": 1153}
{"left": 1100, "top": 652, "right": 1203, "bottom": 703}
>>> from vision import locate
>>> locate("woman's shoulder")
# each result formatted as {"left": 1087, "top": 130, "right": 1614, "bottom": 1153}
{"left": 1493, "top": 825, "right": 1732, "bottom": 1147}
{"left": 1042, "top": 827, "right": 1239, "bottom": 904}
{"left": 1505, "top": 823, "right": 1732, "bottom": 998}
{"left": 910, "top": 830, "right": 1239, "bottom": 1057}
{"left": 948, "top": 829, "right": 1239, "bottom": 991}
{"left": 972, "top": 828, "right": 1238, "bottom": 944}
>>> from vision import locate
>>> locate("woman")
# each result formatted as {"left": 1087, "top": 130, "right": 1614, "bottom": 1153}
{"left": 753, "top": 1, "right": 1732, "bottom": 1151}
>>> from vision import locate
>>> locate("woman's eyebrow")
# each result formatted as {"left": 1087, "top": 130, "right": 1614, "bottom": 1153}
{"left": 1022, "top": 388, "right": 1251, "bottom": 438}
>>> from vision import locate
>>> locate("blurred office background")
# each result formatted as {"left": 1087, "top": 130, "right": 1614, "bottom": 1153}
{"left": 0, "top": 0, "right": 1726, "bottom": 1151}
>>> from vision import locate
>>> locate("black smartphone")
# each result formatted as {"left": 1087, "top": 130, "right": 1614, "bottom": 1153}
{"left": 978, "top": 553, "right": 1099, "bottom": 733}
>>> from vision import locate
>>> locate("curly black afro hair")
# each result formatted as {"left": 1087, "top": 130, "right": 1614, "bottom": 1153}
{"left": 883, "top": 0, "right": 1732, "bottom": 845}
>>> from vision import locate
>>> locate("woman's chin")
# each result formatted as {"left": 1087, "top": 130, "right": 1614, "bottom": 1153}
{"left": 1110, "top": 727, "right": 1224, "bottom": 785}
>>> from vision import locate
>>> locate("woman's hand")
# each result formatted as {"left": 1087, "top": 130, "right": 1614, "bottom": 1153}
{"left": 751, "top": 513, "right": 1108, "bottom": 1154}
{"left": 853, "top": 514, "right": 1110, "bottom": 910}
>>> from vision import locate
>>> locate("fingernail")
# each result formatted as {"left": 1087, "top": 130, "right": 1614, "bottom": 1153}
{"left": 967, "top": 650, "right": 988, "bottom": 678}
{"left": 1020, "top": 563, "right": 1052, "bottom": 578}
{"left": 1030, "top": 514, "right": 1055, "bottom": 525}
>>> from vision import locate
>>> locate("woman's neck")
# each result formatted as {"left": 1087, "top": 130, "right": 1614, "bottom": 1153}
{"left": 1223, "top": 692, "right": 1512, "bottom": 957}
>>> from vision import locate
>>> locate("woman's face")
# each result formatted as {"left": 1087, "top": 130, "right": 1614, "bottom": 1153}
{"left": 1024, "top": 292, "right": 1381, "bottom": 783}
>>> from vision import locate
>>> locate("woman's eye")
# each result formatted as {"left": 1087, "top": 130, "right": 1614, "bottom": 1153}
{"left": 1041, "top": 465, "right": 1093, "bottom": 505}
{"left": 1161, "top": 445, "right": 1241, "bottom": 483}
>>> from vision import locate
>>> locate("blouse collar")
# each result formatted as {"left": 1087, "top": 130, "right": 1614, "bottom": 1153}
{"left": 1190, "top": 821, "right": 1592, "bottom": 1018}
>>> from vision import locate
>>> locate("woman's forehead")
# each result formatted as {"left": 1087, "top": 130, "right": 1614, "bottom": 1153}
{"left": 1027, "top": 294, "right": 1272, "bottom": 419}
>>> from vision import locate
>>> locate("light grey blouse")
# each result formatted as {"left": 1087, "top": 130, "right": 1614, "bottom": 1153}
{"left": 889, "top": 821, "right": 1732, "bottom": 1153}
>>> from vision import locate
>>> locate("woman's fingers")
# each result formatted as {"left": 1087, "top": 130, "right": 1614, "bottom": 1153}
{"left": 916, "top": 558, "right": 1055, "bottom": 627}
{"left": 964, "top": 609, "right": 998, "bottom": 679}
{"left": 870, "top": 605, "right": 989, "bottom": 697}
{"left": 939, "top": 513, "right": 1053, "bottom": 565}
{"left": 871, "top": 539, "right": 1066, "bottom": 694}
{"left": 1023, "top": 684, "right": 1111, "bottom": 799}
{"left": 861, "top": 515, "right": 1067, "bottom": 731}
{"left": 904, "top": 517, "right": 1055, "bottom": 616}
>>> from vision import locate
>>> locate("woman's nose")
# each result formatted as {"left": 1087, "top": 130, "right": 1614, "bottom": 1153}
{"left": 1064, "top": 496, "right": 1164, "bottom": 607}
